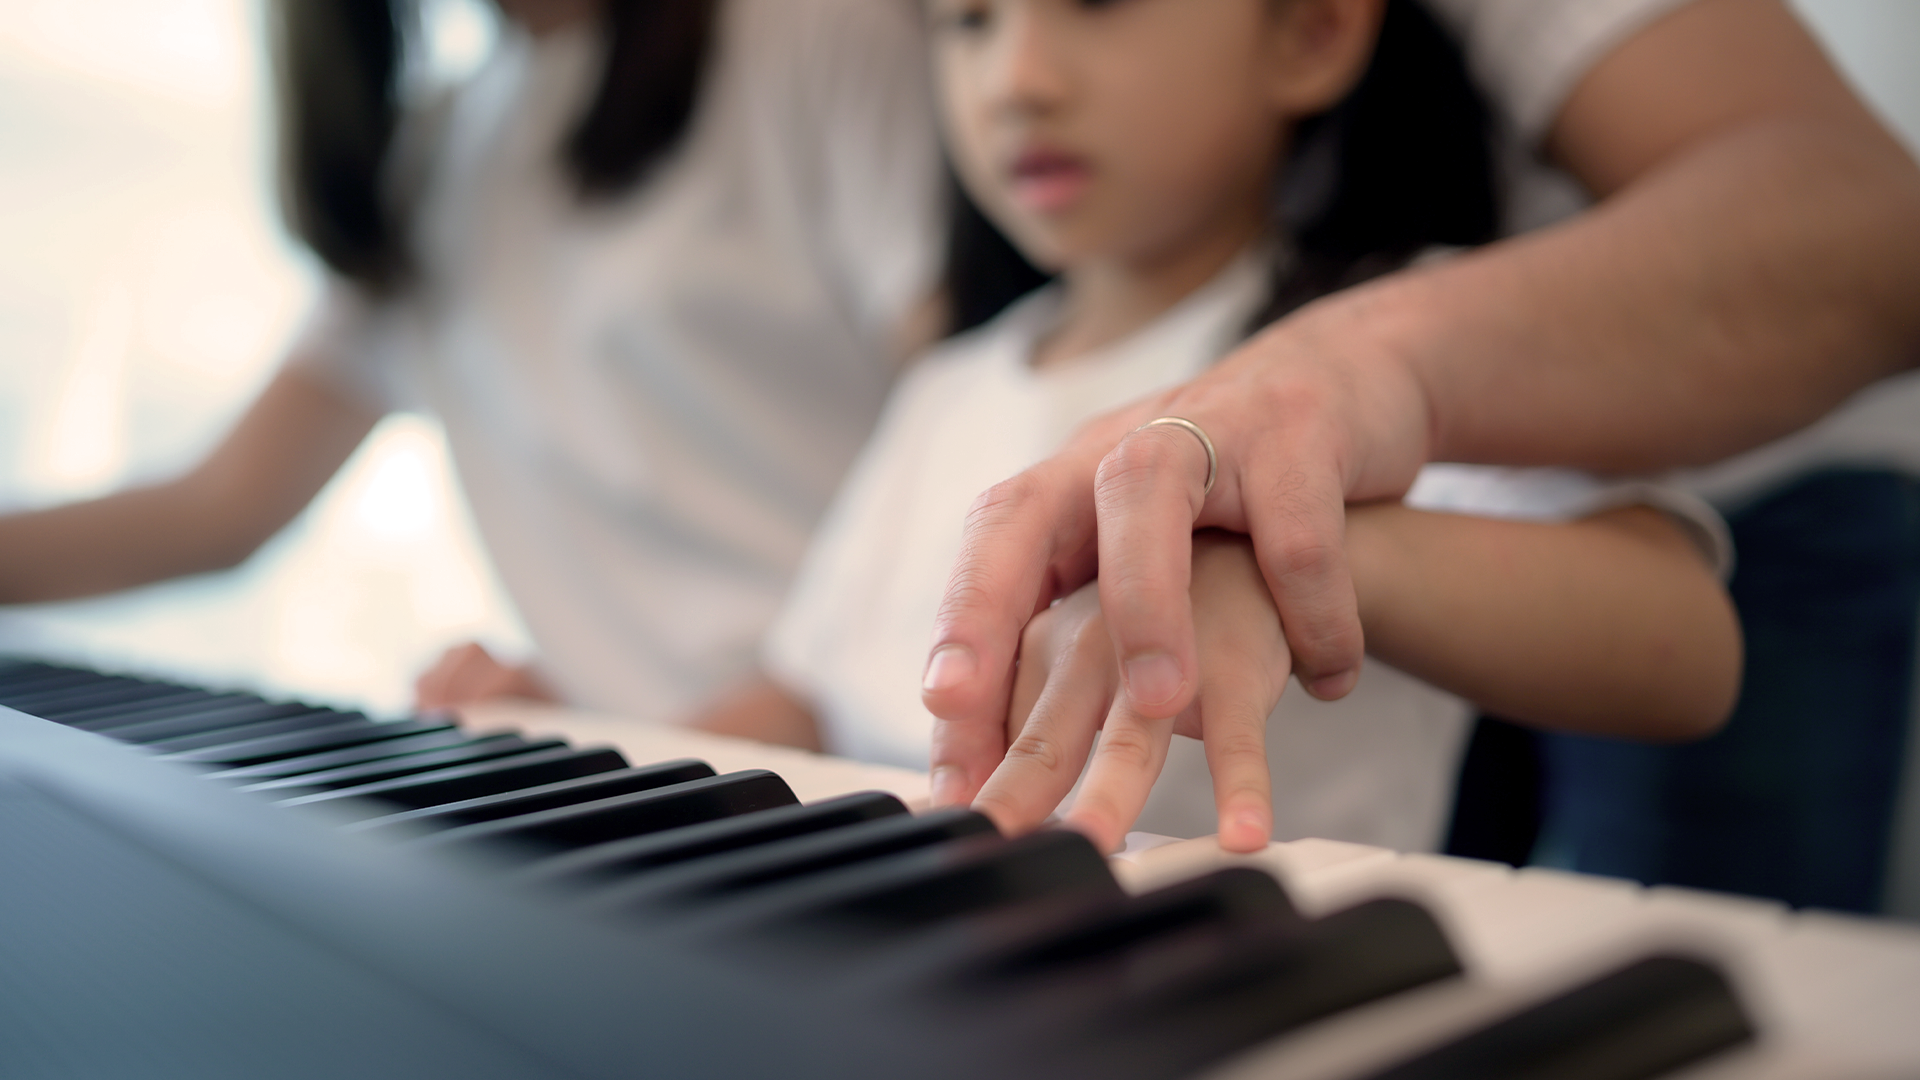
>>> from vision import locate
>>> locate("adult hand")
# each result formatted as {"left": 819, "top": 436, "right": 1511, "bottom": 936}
{"left": 976, "top": 531, "right": 1292, "bottom": 853}
{"left": 922, "top": 291, "right": 1433, "bottom": 810}
{"left": 921, "top": 0, "right": 1920, "bottom": 815}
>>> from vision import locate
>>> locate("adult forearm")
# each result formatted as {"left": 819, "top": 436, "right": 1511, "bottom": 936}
{"left": 1303, "top": 113, "right": 1920, "bottom": 476}
{"left": 1347, "top": 504, "right": 1741, "bottom": 739}
{"left": 687, "top": 673, "right": 824, "bottom": 752}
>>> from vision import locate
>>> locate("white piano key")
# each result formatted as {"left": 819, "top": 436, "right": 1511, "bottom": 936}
{"left": 461, "top": 700, "right": 932, "bottom": 809}
{"left": 469, "top": 699, "right": 1920, "bottom": 1076}
{"left": 1109, "top": 835, "right": 1397, "bottom": 898}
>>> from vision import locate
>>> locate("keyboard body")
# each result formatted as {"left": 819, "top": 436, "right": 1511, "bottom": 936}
{"left": 2, "top": 662, "right": 1917, "bottom": 1079}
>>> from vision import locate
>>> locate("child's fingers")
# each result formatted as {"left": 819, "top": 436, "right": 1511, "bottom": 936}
{"left": 1187, "top": 530, "right": 1289, "bottom": 851}
{"left": 1005, "top": 614, "right": 1062, "bottom": 745}
{"left": 415, "top": 641, "right": 492, "bottom": 711}
{"left": 1060, "top": 697, "right": 1176, "bottom": 854}
{"left": 1199, "top": 680, "right": 1276, "bottom": 853}
{"left": 973, "top": 633, "right": 1112, "bottom": 836}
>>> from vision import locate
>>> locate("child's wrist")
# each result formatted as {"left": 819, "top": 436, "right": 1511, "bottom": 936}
{"left": 1342, "top": 503, "right": 1399, "bottom": 634}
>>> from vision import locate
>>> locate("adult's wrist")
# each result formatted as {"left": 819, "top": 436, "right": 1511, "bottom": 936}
{"left": 1250, "top": 269, "right": 1443, "bottom": 502}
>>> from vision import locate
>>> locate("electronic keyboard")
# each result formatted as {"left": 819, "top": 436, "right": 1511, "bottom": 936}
{"left": 1, "top": 658, "right": 1916, "bottom": 1080}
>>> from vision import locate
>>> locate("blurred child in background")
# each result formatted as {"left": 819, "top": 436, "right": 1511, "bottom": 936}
{"left": 0, "top": 0, "right": 942, "bottom": 724}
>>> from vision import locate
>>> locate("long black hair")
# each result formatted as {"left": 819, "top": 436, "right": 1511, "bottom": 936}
{"left": 941, "top": 0, "right": 1498, "bottom": 338}
{"left": 268, "top": 0, "right": 719, "bottom": 292}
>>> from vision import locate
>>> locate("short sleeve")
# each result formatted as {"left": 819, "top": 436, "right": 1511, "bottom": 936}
{"left": 787, "top": 0, "right": 945, "bottom": 337}
{"left": 283, "top": 278, "right": 410, "bottom": 413}
{"left": 1418, "top": 0, "right": 1695, "bottom": 142}
{"left": 1405, "top": 464, "right": 1734, "bottom": 578}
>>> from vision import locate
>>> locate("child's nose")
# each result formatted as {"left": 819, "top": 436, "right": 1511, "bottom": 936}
{"left": 988, "top": 5, "right": 1072, "bottom": 113}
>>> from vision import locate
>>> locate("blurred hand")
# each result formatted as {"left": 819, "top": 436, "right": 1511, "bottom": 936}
{"left": 414, "top": 641, "right": 557, "bottom": 712}
{"left": 974, "top": 531, "right": 1291, "bottom": 853}
{"left": 921, "top": 305, "right": 1429, "bottom": 810}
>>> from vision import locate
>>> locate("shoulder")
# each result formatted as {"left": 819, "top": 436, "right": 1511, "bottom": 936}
{"left": 1417, "top": 0, "right": 1698, "bottom": 139}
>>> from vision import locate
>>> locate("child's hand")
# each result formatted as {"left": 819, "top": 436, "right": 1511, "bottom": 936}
{"left": 971, "top": 531, "right": 1290, "bottom": 854}
{"left": 413, "top": 641, "right": 557, "bottom": 713}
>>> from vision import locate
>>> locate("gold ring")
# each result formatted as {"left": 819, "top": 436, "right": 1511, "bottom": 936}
{"left": 1140, "top": 416, "right": 1216, "bottom": 497}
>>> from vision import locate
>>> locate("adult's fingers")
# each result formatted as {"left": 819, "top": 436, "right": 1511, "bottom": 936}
{"left": 1089, "top": 300, "right": 1440, "bottom": 706}
{"left": 1237, "top": 427, "right": 1366, "bottom": 700}
{"left": 1088, "top": 395, "right": 1356, "bottom": 719}
{"left": 922, "top": 428, "right": 1122, "bottom": 807}
{"left": 1091, "top": 422, "right": 1209, "bottom": 719}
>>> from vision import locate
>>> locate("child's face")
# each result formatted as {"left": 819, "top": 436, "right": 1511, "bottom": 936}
{"left": 929, "top": 0, "right": 1375, "bottom": 272}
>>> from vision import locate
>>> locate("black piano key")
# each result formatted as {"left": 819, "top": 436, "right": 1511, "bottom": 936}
{"left": 874, "top": 869, "right": 1302, "bottom": 1052}
{"left": 957, "top": 866, "right": 1299, "bottom": 985}
{"left": 32, "top": 685, "right": 216, "bottom": 723}
{"left": 204, "top": 727, "right": 481, "bottom": 781}
{"left": 137, "top": 710, "right": 364, "bottom": 751}
{"left": 1359, "top": 955, "right": 1754, "bottom": 1080}
{"left": 233, "top": 735, "right": 553, "bottom": 793}
{"left": 81, "top": 698, "right": 305, "bottom": 740}
{"left": 703, "top": 829, "right": 1122, "bottom": 954}
{"left": 0, "top": 667, "right": 112, "bottom": 697}
{"left": 337, "top": 758, "right": 718, "bottom": 830}
{"left": 514, "top": 791, "right": 911, "bottom": 889}
{"left": 585, "top": 807, "right": 997, "bottom": 915}
{"left": 281, "top": 746, "right": 634, "bottom": 813}
{"left": 157, "top": 717, "right": 455, "bottom": 767}
{"left": 0, "top": 677, "right": 153, "bottom": 714}
{"left": 1049, "top": 896, "right": 1463, "bottom": 1078}
{"left": 0, "top": 661, "right": 108, "bottom": 684}
{"left": 416, "top": 770, "right": 799, "bottom": 856}
{"left": 61, "top": 690, "right": 257, "bottom": 730}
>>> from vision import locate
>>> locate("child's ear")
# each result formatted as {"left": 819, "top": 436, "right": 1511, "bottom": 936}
{"left": 1263, "top": 0, "right": 1387, "bottom": 118}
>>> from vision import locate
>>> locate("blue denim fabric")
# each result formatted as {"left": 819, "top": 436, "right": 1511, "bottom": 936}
{"left": 1535, "top": 468, "right": 1920, "bottom": 912}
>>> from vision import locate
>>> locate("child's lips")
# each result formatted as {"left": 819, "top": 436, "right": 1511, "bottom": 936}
{"left": 1008, "top": 149, "right": 1092, "bottom": 213}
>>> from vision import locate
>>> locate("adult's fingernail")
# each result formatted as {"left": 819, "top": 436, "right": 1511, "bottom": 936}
{"left": 922, "top": 645, "right": 977, "bottom": 693}
{"left": 1124, "top": 652, "right": 1184, "bottom": 710}
{"left": 929, "top": 765, "right": 966, "bottom": 807}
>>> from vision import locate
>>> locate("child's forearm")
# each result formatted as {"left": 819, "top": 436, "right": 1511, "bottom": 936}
{"left": 1344, "top": 503, "right": 1740, "bottom": 740}
{"left": 686, "top": 673, "right": 825, "bottom": 752}
{"left": 0, "top": 367, "right": 378, "bottom": 603}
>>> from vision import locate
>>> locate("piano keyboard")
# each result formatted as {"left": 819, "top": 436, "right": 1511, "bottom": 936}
{"left": 1, "top": 658, "right": 1916, "bottom": 1080}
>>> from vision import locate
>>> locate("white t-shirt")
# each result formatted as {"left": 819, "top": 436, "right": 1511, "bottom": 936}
{"left": 292, "top": 0, "right": 941, "bottom": 721}
{"left": 766, "top": 251, "right": 1730, "bottom": 852}
{"left": 1425, "top": 0, "right": 1920, "bottom": 505}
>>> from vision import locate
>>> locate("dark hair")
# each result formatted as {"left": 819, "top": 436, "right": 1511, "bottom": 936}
{"left": 941, "top": 0, "right": 1497, "bottom": 338}
{"left": 269, "top": 0, "right": 719, "bottom": 291}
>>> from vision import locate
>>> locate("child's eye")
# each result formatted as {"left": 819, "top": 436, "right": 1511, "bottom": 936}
{"left": 929, "top": 0, "right": 992, "bottom": 33}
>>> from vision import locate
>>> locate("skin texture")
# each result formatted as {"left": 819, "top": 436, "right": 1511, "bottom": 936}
{"left": 922, "top": 0, "right": 1920, "bottom": 818}
{"left": 982, "top": 510, "right": 1739, "bottom": 854}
